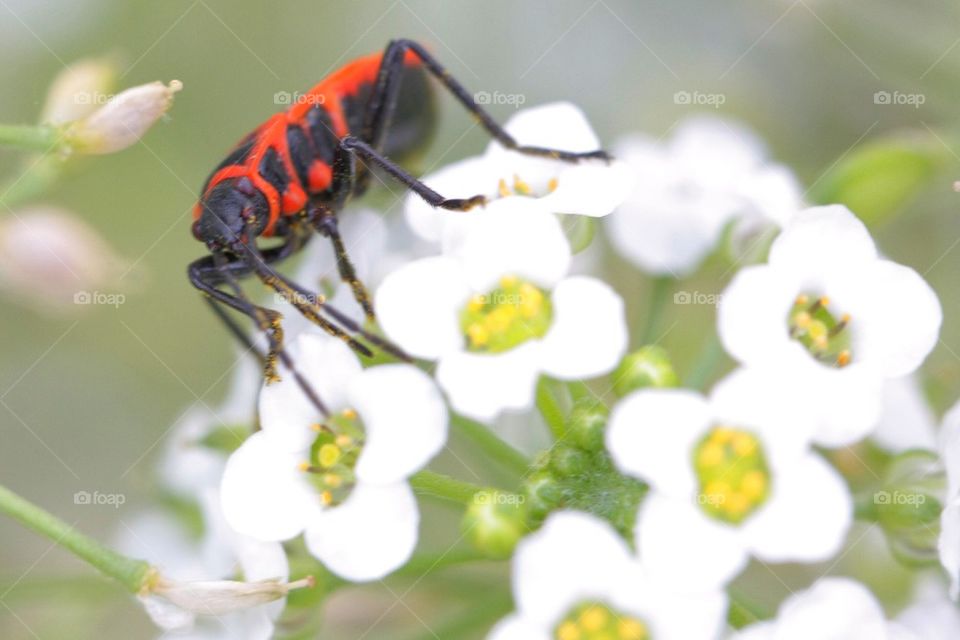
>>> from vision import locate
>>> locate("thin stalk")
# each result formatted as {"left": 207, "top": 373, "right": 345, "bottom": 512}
{"left": 0, "top": 484, "right": 152, "bottom": 593}
{"left": 451, "top": 414, "right": 529, "bottom": 476}
{"left": 409, "top": 470, "right": 487, "bottom": 504}
{"left": 640, "top": 276, "right": 673, "bottom": 344}
{"left": 0, "top": 124, "right": 61, "bottom": 152}
{"left": 535, "top": 377, "right": 566, "bottom": 440}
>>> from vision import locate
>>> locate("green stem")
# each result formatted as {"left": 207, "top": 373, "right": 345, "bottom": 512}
{"left": 535, "top": 377, "right": 566, "bottom": 440}
{"left": 640, "top": 276, "right": 673, "bottom": 344}
{"left": 409, "top": 470, "right": 487, "bottom": 504}
{"left": 0, "top": 156, "right": 66, "bottom": 209}
{"left": 0, "top": 124, "right": 61, "bottom": 152}
{"left": 686, "top": 335, "right": 725, "bottom": 391}
{"left": 392, "top": 548, "right": 491, "bottom": 578}
{"left": 451, "top": 414, "right": 529, "bottom": 476}
{"left": 0, "top": 484, "right": 152, "bottom": 593}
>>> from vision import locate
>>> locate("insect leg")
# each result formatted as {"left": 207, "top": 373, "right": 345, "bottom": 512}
{"left": 364, "top": 39, "right": 610, "bottom": 162}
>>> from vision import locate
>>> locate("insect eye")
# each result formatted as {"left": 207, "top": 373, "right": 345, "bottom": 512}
{"left": 191, "top": 219, "right": 203, "bottom": 241}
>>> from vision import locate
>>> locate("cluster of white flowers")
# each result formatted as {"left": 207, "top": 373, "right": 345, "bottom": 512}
{"left": 134, "top": 102, "right": 957, "bottom": 639}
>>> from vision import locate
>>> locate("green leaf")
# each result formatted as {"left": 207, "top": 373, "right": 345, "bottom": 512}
{"left": 809, "top": 132, "right": 949, "bottom": 227}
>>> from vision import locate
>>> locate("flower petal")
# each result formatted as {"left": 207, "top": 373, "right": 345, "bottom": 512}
{"left": 606, "top": 389, "right": 710, "bottom": 497}
{"left": 849, "top": 259, "right": 941, "bottom": 377}
{"left": 259, "top": 335, "right": 362, "bottom": 451}
{"left": 872, "top": 376, "right": 937, "bottom": 453}
{"left": 304, "top": 482, "right": 418, "bottom": 582}
{"left": 538, "top": 276, "right": 627, "bottom": 380}
{"left": 436, "top": 343, "right": 542, "bottom": 422}
{"left": 442, "top": 206, "right": 571, "bottom": 292}
{"left": 718, "top": 265, "right": 800, "bottom": 368}
{"left": 351, "top": 364, "right": 448, "bottom": 484}
{"left": 487, "top": 615, "right": 550, "bottom": 640}
{"left": 769, "top": 205, "right": 877, "bottom": 276}
{"left": 635, "top": 493, "right": 749, "bottom": 591}
{"left": 775, "top": 577, "right": 889, "bottom": 640}
{"left": 512, "top": 511, "right": 634, "bottom": 627}
{"left": 220, "top": 432, "right": 321, "bottom": 541}
{"left": 744, "top": 453, "right": 852, "bottom": 563}
{"left": 375, "top": 256, "right": 470, "bottom": 359}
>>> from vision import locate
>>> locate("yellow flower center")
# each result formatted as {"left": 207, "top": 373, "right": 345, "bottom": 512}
{"left": 693, "top": 426, "right": 771, "bottom": 524}
{"left": 460, "top": 275, "right": 553, "bottom": 353}
{"left": 788, "top": 294, "right": 852, "bottom": 368}
{"left": 555, "top": 603, "right": 650, "bottom": 640}
{"left": 496, "top": 173, "right": 559, "bottom": 199}
{"left": 298, "top": 409, "right": 365, "bottom": 506}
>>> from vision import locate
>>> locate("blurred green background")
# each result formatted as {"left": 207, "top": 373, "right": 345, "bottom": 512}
{"left": 1, "top": 0, "right": 959, "bottom": 637}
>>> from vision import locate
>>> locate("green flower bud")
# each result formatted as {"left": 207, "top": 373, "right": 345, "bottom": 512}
{"left": 549, "top": 444, "right": 590, "bottom": 478}
{"left": 612, "top": 346, "right": 679, "bottom": 396}
{"left": 462, "top": 490, "right": 528, "bottom": 559}
{"left": 524, "top": 471, "right": 563, "bottom": 518}
{"left": 566, "top": 397, "right": 608, "bottom": 452}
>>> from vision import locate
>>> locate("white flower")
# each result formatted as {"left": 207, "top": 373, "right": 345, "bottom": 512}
{"left": 895, "top": 579, "right": 960, "bottom": 640}
{"left": 938, "top": 399, "right": 960, "bottom": 599}
{"left": 64, "top": 79, "right": 182, "bottom": 154}
{"left": 220, "top": 334, "right": 448, "bottom": 581}
{"left": 718, "top": 205, "right": 941, "bottom": 447}
{"left": 40, "top": 57, "right": 118, "bottom": 126}
{"left": 730, "top": 577, "right": 918, "bottom": 640}
{"left": 605, "top": 117, "right": 803, "bottom": 276}
{"left": 871, "top": 376, "right": 938, "bottom": 453}
{"left": 488, "top": 511, "right": 727, "bottom": 640}
{"left": 376, "top": 206, "right": 628, "bottom": 422}
{"left": 405, "top": 102, "right": 632, "bottom": 244}
{"left": 117, "top": 489, "right": 292, "bottom": 639}
{"left": 606, "top": 369, "right": 852, "bottom": 591}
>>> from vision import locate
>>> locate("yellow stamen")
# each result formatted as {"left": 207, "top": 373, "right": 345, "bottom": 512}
{"left": 732, "top": 433, "right": 757, "bottom": 456}
{"left": 837, "top": 350, "right": 851, "bottom": 367}
{"left": 741, "top": 470, "right": 767, "bottom": 500}
{"left": 467, "top": 294, "right": 486, "bottom": 313}
{"left": 297, "top": 462, "right": 310, "bottom": 472}
{"left": 618, "top": 619, "right": 647, "bottom": 640}
{"left": 557, "top": 621, "right": 581, "bottom": 640}
{"left": 697, "top": 443, "right": 724, "bottom": 467}
{"left": 513, "top": 174, "right": 532, "bottom": 195}
{"left": 320, "top": 490, "right": 333, "bottom": 506}
{"left": 579, "top": 605, "right": 607, "bottom": 631}
{"left": 466, "top": 323, "right": 489, "bottom": 347}
{"left": 498, "top": 178, "right": 511, "bottom": 198}
{"left": 547, "top": 177, "right": 559, "bottom": 193}
{"left": 323, "top": 473, "right": 342, "bottom": 488}
{"left": 341, "top": 408, "right": 358, "bottom": 420}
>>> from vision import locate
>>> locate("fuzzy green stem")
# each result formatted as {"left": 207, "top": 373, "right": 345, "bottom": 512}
{"left": 640, "top": 276, "right": 672, "bottom": 344}
{"left": 451, "top": 414, "right": 529, "bottom": 476}
{"left": 0, "top": 484, "right": 152, "bottom": 593}
{"left": 536, "top": 377, "right": 567, "bottom": 440}
{"left": 409, "top": 470, "right": 488, "bottom": 504}
{"left": 0, "top": 124, "right": 61, "bottom": 152}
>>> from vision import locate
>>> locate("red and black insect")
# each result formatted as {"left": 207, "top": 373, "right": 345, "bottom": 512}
{"left": 188, "top": 39, "right": 608, "bottom": 402}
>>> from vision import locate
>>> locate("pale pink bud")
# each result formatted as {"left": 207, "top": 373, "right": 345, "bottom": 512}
{"left": 64, "top": 79, "right": 182, "bottom": 154}
{"left": 40, "top": 57, "right": 119, "bottom": 126}
{"left": 0, "top": 206, "right": 129, "bottom": 313}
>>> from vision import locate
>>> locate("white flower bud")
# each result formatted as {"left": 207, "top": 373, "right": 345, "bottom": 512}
{"left": 39, "top": 57, "right": 119, "bottom": 126}
{"left": 0, "top": 206, "right": 129, "bottom": 313}
{"left": 64, "top": 79, "right": 182, "bottom": 154}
